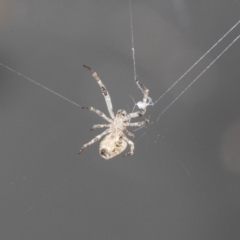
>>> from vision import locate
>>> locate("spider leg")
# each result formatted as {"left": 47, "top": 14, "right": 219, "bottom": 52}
{"left": 127, "top": 80, "right": 149, "bottom": 119}
{"left": 79, "top": 129, "right": 109, "bottom": 154}
{"left": 82, "top": 106, "right": 112, "bottom": 123}
{"left": 83, "top": 65, "right": 115, "bottom": 119}
{"left": 91, "top": 124, "right": 110, "bottom": 130}
{"left": 122, "top": 136, "right": 134, "bottom": 157}
{"left": 123, "top": 129, "right": 135, "bottom": 138}
{"left": 125, "top": 119, "right": 149, "bottom": 127}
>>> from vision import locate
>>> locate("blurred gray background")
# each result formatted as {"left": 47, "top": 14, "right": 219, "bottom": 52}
{"left": 0, "top": 0, "right": 240, "bottom": 239}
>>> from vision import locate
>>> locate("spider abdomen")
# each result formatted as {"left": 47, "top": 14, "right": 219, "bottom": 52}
{"left": 99, "top": 133, "right": 127, "bottom": 160}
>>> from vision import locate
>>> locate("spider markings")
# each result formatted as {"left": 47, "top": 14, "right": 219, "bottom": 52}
{"left": 79, "top": 65, "right": 150, "bottom": 159}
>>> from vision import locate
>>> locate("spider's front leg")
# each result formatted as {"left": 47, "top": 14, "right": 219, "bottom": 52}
{"left": 79, "top": 129, "right": 109, "bottom": 154}
{"left": 91, "top": 124, "right": 110, "bottom": 130}
{"left": 83, "top": 65, "right": 115, "bottom": 119}
{"left": 126, "top": 119, "right": 150, "bottom": 127}
{"left": 127, "top": 80, "right": 149, "bottom": 119}
{"left": 82, "top": 106, "right": 112, "bottom": 123}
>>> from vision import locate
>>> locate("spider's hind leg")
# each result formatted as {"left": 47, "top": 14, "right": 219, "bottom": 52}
{"left": 122, "top": 136, "right": 134, "bottom": 157}
{"left": 123, "top": 129, "right": 135, "bottom": 138}
{"left": 79, "top": 129, "right": 109, "bottom": 154}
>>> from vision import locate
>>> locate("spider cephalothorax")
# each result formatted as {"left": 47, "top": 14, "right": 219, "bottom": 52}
{"left": 79, "top": 65, "right": 150, "bottom": 160}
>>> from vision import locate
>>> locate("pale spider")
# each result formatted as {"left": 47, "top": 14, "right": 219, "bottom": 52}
{"left": 79, "top": 65, "right": 150, "bottom": 160}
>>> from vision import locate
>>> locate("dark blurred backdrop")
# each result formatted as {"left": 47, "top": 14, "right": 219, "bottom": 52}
{"left": 0, "top": 1, "right": 240, "bottom": 239}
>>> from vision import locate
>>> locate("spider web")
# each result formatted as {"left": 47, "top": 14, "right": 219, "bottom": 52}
{"left": 1, "top": 1, "right": 240, "bottom": 238}
{"left": 128, "top": 2, "right": 240, "bottom": 121}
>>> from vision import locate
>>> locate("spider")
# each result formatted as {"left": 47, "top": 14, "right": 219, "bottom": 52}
{"left": 79, "top": 65, "right": 150, "bottom": 160}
